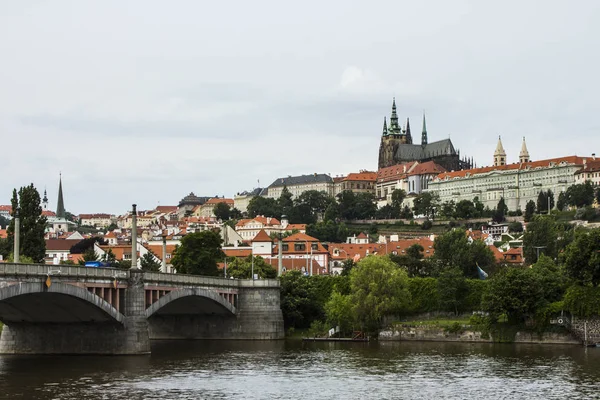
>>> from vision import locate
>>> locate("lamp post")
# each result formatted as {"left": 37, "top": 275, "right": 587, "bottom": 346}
{"left": 533, "top": 246, "right": 546, "bottom": 262}
{"left": 131, "top": 204, "right": 138, "bottom": 269}
{"left": 13, "top": 211, "right": 20, "bottom": 264}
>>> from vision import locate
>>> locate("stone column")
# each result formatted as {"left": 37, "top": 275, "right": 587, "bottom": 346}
{"left": 121, "top": 269, "right": 151, "bottom": 354}
{"left": 13, "top": 215, "right": 20, "bottom": 263}
{"left": 234, "top": 280, "right": 284, "bottom": 339}
{"left": 161, "top": 235, "right": 167, "bottom": 273}
{"left": 131, "top": 204, "right": 138, "bottom": 269}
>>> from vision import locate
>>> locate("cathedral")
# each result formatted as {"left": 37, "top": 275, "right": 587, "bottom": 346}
{"left": 377, "top": 98, "right": 473, "bottom": 172}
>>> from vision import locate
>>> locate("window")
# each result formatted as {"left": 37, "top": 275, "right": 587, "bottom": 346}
{"left": 311, "top": 243, "right": 318, "bottom": 250}
{"left": 282, "top": 244, "right": 289, "bottom": 251}
{"left": 294, "top": 243, "right": 306, "bottom": 252}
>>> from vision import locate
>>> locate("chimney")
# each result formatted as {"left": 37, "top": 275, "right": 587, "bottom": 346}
{"left": 281, "top": 215, "right": 289, "bottom": 229}
{"left": 593, "top": 153, "right": 597, "bottom": 161}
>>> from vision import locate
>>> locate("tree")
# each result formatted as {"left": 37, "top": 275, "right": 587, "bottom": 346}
{"left": 140, "top": 252, "right": 161, "bottom": 272}
{"left": 492, "top": 197, "right": 508, "bottom": 223}
{"left": 0, "top": 215, "right": 9, "bottom": 229}
{"left": 337, "top": 190, "right": 357, "bottom": 220}
{"left": 455, "top": 200, "right": 476, "bottom": 220}
{"left": 213, "top": 202, "right": 231, "bottom": 221}
{"left": 524, "top": 200, "right": 536, "bottom": 222}
{"left": 433, "top": 229, "right": 495, "bottom": 278}
{"left": 226, "top": 255, "right": 277, "bottom": 279}
{"left": 406, "top": 244, "right": 424, "bottom": 260}
{"left": 473, "top": 196, "right": 485, "bottom": 218}
{"left": 69, "top": 237, "right": 106, "bottom": 254}
{"left": 547, "top": 190, "right": 555, "bottom": 211}
{"left": 439, "top": 201, "right": 456, "bottom": 219}
{"left": 412, "top": 192, "right": 440, "bottom": 219}
{"left": 277, "top": 186, "right": 294, "bottom": 218}
{"left": 353, "top": 193, "right": 377, "bottom": 220}
{"left": 557, "top": 192, "right": 567, "bottom": 211}
{"left": 307, "top": 221, "right": 351, "bottom": 243}
{"left": 346, "top": 256, "right": 411, "bottom": 334}
{"left": 438, "top": 267, "right": 468, "bottom": 315}
{"left": 6, "top": 184, "right": 47, "bottom": 263}
{"left": 482, "top": 267, "right": 547, "bottom": 324}
{"left": 279, "top": 270, "right": 322, "bottom": 330}
{"left": 229, "top": 207, "right": 243, "bottom": 220}
{"left": 561, "top": 228, "right": 600, "bottom": 286}
{"left": 508, "top": 221, "right": 523, "bottom": 233}
{"left": 171, "top": 231, "right": 224, "bottom": 276}
{"left": 325, "top": 290, "right": 354, "bottom": 335}
{"left": 105, "top": 222, "right": 118, "bottom": 232}
{"left": 323, "top": 202, "right": 341, "bottom": 222}
{"left": 79, "top": 248, "right": 99, "bottom": 265}
{"left": 100, "top": 248, "right": 116, "bottom": 265}
{"left": 247, "top": 196, "right": 280, "bottom": 218}
{"left": 523, "top": 215, "right": 558, "bottom": 264}
{"left": 564, "top": 181, "right": 595, "bottom": 208}
{"left": 391, "top": 189, "right": 407, "bottom": 210}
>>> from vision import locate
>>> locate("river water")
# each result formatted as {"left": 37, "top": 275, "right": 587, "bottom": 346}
{"left": 1, "top": 340, "right": 599, "bottom": 399}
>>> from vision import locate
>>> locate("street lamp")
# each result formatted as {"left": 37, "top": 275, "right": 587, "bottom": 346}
{"left": 533, "top": 246, "right": 546, "bottom": 261}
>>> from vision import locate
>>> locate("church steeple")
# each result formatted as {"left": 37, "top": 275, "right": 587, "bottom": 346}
{"left": 42, "top": 189, "right": 48, "bottom": 211}
{"left": 493, "top": 136, "right": 507, "bottom": 167}
{"left": 519, "top": 136, "right": 530, "bottom": 164}
{"left": 382, "top": 116, "right": 388, "bottom": 136}
{"left": 421, "top": 113, "right": 428, "bottom": 145}
{"left": 389, "top": 97, "right": 400, "bottom": 132}
{"left": 405, "top": 118, "right": 412, "bottom": 144}
{"left": 56, "top": 173, "right": 66, "bottom": 219}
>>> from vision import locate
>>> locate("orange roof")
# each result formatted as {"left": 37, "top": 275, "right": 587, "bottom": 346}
{"left": 98, "top": 245, "right": 138, "bottom": 261}
{"left": 42, "top": 210, "right": 56, "bottom": 217}
{"left": 264, "top": 257, "right": 324, "bottom": 275}
{"left": 488, "top": 245, "right": 504, "bottom": 262}
{"left": 252, "top": 229, "right": 273, "bottom": 242}
{"left": 329, "top": 242, "right": 381, "bottom": 261}
{"left": 105, "top": 231, "right": 117, "bottom": 238}
{"left": 343, "top": 171, "right": 377, "bottom": 182}
{"left": 284, "top": 232, "right": 319, "bottom": 242}
{"left": 576, "top": 159, "right": 600, "bottom": 174}
{"left": 146, "top": 244, "right": 178, "bottom": 259}
{"left": 205, "top": 198, "right": 234, "bottom": 206}
{"left": 0, "top": 229, "right": 7, "bottom": 239}
{"left": 155, "top": 206, "right": 178, "bottom": 213}
{"left": 223, "top": 248, "right": 253, "bottom": 258}
{"left": 236, "top": 216, "right": 281, "bottom": 228}
{"left": 286, "top": 224, "right": 306, "bottom": 231}
{"left": 407, "top": 161, "right": 446, "bottom": 176}
{"left": 79, "top": 213, "right": 111, "bottom": 219}
{"left": 377, "top": 162, "right": 418, "bottom": 183}
{"left": 0, "top": 205, "right": 12, "bottom": 212}
{"left": 377, "top": 238, "right": 436, "bottom": 258}
{"left": 436, "top": 156, "right": 585, "bottom": 180}
{"left": 357, "top": 232, "right": 368, "bottom": 239}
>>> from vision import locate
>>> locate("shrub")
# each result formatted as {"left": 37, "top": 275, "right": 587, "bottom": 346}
{"left": 421, "top": 220, "right": 433, "bottom": 230}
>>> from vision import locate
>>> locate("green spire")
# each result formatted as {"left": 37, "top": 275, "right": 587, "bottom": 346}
{"left": 421, "top": 113, "right": 428, "bottom": 145}
{"left": 390, "top": 97, "right": 399, "bottom": 132}
{"left": 56, "top": 173, "right": 66, "bottom": 219}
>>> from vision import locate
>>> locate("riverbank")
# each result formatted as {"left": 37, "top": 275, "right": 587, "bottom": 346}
{"left": 380, "top": 323, "right": 580, "bottom": 345}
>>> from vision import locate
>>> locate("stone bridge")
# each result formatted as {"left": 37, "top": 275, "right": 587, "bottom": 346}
{"left": 0, "top": 263, "right": 284, "bottom": 354}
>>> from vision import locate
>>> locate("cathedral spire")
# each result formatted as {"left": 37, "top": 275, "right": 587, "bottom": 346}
{"left": 382, "top": 116, "right": 388, "bottom": 136}
{"left": 56, "top": 173, "right": 66, "bottom": 219}
{"left": 405, "top": 118, "right": 412, "bottom": 144}
{"left": 494, "top": 135, "right": 507, "bottom": 167}
{"left": 519, "top": 136, "right": 530, "bottom": 164}
{"left": 421, "top": 113, "right": 428, "bottom": 145}
{"left": 390, "top": 97, "right": 400, "bottom": 132}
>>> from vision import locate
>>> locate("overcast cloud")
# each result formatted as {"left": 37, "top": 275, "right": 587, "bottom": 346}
{"left": 1, "top": 1, "right": 599, "bottom": 214}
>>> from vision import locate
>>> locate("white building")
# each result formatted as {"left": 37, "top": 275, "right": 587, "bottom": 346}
{"left": 234, "top": 188, "right": 265, "bottom": 214}
{"left": 266, "top": 174, "right": 334, "bottom": 199}
{"left": 427, "top": 139, "right": 587, "bottom": 211}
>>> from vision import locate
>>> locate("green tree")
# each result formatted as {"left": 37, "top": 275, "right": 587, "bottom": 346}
{"left": 247, "top": 196, "right": 280, "bottom": 218}
{"left": 406, "top": 244, "right": 424, "bottom": 260}
{"left": 523, "top": 215, "right": 558, "bottom": 264}
{"left": 524, "top": 200, "right": 536, "bottom": 222}
{"left": 325, "top": 290, "right": 354, "bottom": 335}
{"left": 473, "top": 196, "right": 485, "bottom": 218}
{"left": 439, "top": 201, "right": 456, "bottom": 219}
{"left": 171, "top": 231, "right": 224, "bottom": 276}
{"left": 6, "top": 185, "right": 47, "bottom": 263}
{"left": 391, "top": 189, "right": 407, "bottom": 210}
{"left": 79, "top": 248, "right": 99, "bottom": 265}
{"left": 564, "top": 181, "right": 595, "bottom": 208}
{"left": 337, "top": 190, "right": 357, "bottom": 220}
{"left": 105, "top": 222, "right": 118, "bottom": 232}
{"left": 0, "top": 215, "right": 9, "bottom": 229}
{"left": 492, "top": 197, "right": 508, "bottom": 223}
{"left": 213, "top": 202, "right": 231, "bottom": 221}
{"left": 353, "top": 193, "right": 377, "bottom": 220}
{"left": 277, "top": 186, "right": 294, "bottom": 218}
{"left": 412, "top": 192, "right": 440, "bottom": 219}
{"left": 230, "top": 207, "right": 243, "bottom": 220}
{"left": 455, "top": 200, "right": 476, "bottom": 220}
{"left": 561, "top": 228, "right": 600, "bottom": 286}
{"left": 557, "top": 192, "right": 567, "bottom": 211}
{"left": 140, "top": 252, "right": 161, "bottom": 272}
{"left": 347, "top": 256, "right": 411, "bottom": 334}
{"left": 537, "top": 191, "right": 548, "bottom": 214}
{"left": 508, "top": 221, "right": 523, "bottom": 233}
{"left": 482, "top": 267, "right": 547, "bottom": 324}
{"left": 433, "top": 229, "right": 495, "bottom": 278}
{"left": 279, "top": 271, "right": 322, "bottom": 330}
{"left": 323, "top": 202, "right": 341, "bottom": 222}
{"left": 226, "top": 255, "right": 277, "bottom": 279}
{"left": 438, "top": 267, "right": 468, "bottom": 315}
{"left": 100, "top": 248, "right": 116, "bottom": 265}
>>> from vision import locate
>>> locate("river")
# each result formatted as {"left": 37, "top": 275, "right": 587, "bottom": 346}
{"left": 0, "top": 340, "right": 599, "bottom": 399}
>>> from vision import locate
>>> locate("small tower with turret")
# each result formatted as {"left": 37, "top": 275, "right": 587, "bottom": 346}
{"left": 494, "top": 136, "right": 507, "bottom": 167}
{"left": 519, "top": 137, "right": 530, "bottom": 164}
{"left": 42, "top": 189, "right": 48, "bottom": 211}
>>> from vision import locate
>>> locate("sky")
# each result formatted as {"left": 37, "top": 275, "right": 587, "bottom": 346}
{"left": 1, "top": 1, "right": 600, "bottom": 215}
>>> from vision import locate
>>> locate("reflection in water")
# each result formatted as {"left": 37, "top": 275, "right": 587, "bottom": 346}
{"left": 0, "top": 340, "right": 599, "bottom": 399}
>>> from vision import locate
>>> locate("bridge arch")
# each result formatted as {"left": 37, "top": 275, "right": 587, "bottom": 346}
{"left": 0, "top": 282, "right": 124, "bottom": 324}
{"left": 145, "top": 288, "right": 236, "bottom": 318}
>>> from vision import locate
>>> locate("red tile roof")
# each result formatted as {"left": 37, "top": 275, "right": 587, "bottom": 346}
{"left": 223, "top": 248, "right": 253, "bottom": 258}
{"left": 46, "top": 239, "right": 79, "bottom": 251}
{"left": 252, "top": 229, "right": 273, "bottom": 242}
{"left": 155, "top": 206, "right": 178, "bottom": 213}
{"left": 286, "top": 224, "right": 306, "bottom": 231}
{"left": 377, "top": 238, "right": 436, "bottom": 258}
{"left": 0, "top": 205, "right": 12, "bottom": 212}
{"left": 407, "top": 161, "right": 446, "bottom": 176}
{"left": 236, "top": 216, "right": 281, "bottom": 228}
{"left": 436, "top": 156, "right": 585, "bottom": 180}
{"left": 328, "top": 243, "right": 381, "bottom": 261}
{"left": 576, "top": 159, "right": 600, "bottom": 174}
{"left": 284, "top": 232, "right": 319, "bottom": 242}
{"left": 377, "top": 162, "right": 418, "bottom": 183}
{"left": 42, "top": 210, "right": 56, "bottom": 217}
{"left": 343, "top": 171, "right": 377, "bottom": 182}
{"left": 0, "top": 229, "right": 7, "bottom": 239}
{"left": 205, "top": 198, "right": 234, "bottom": 206}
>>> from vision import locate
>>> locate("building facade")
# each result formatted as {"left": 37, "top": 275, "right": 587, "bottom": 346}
{"left": 333, "top": 171, "right": 377, "bottom": 197}
{"left": 266, "top": 174, "right": 334, "bottom": 199}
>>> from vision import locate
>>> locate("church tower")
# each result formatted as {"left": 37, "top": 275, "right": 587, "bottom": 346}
{"left": 493, "top": 136, "right": 507, "bottom": 167}
{"left": 519, "top": 137, "right": 530, "bottom": 164}
{"left": 421, "top": 113, "right": 428, "bottom": 145}
{"left": 56, "top": 174, "right": 66, "bottom": 219}
{"left": 42, "top": 189, "right": 48, "bottom": 211}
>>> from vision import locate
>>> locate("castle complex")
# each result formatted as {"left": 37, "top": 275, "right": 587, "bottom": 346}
{"left": 377, "top": 98, "right": 473, "bottom": 172}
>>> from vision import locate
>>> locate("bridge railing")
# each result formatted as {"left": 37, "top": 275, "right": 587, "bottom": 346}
{"left": 0, "top": 263, "right": 129, "bottom": 280}
{"left": 0, "top": 263, "right": 279, "bottom": 288}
